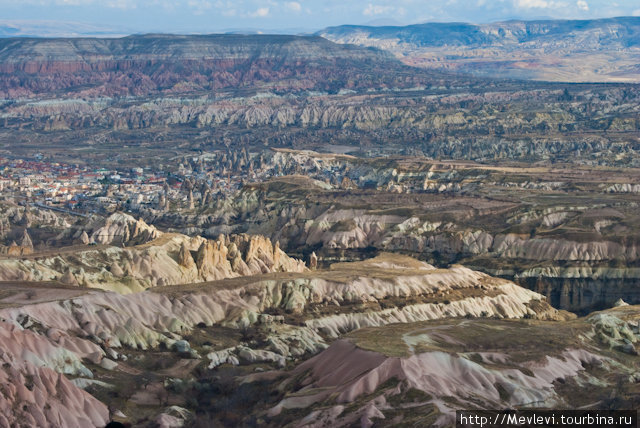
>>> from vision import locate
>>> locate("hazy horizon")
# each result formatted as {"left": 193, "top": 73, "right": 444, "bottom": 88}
{"left": 1, "top": 0, "right": 640, "bottom": 37}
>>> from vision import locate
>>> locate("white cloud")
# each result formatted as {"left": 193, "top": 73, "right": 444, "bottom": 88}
{"left": 107, "top": 0, "right": 134, "bottom": 8}
{"left": 214, "top": 1, "right": 236, "bottom": 17}
{"left": 188, "top": 0, "right": 212, "bottom": 15}
{"left": 363, "top": 3, "right": 395, "bottom": 16}
{"left": 514, "top": 0, "right": 568, "bottom": 9}
{"left": 633, "top": 9, "right": 640, "bottom": 16}
{"left": 1, "top": 0, "right": 141, "bottom": 8}
{"left": 56, "top": 0, "right": 94, "bottom": 5}
{"left": 250, "top": 6, "right": 269, "bottom": 17}
{"left": 58, "top": 0, "right": 91, "bottom": 4}
{"left": 284, "top": 1, "right": 301, "bottom": 12}
{"left": 515, "top": 0, "right": 550, "bottom": 8}
{"left": 576, "top": 0, "right": 588, "bottom": 11}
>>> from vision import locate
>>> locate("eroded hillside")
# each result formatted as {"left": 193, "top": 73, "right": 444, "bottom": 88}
{"left": 1, "top": 34, "right": 639, "bottom": 167}
{"left": 125, "top": 152, "right": 640, "bottom": 313}
{"left": 0, "top": 252, "right": 582, "bottom": 427}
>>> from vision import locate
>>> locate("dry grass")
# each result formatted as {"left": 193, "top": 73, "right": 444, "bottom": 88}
{"left": 0, "top": 281, "right": 90, "bottom": 308}
{"left": 346, "top": 317, "right": 592, "bottom": 362}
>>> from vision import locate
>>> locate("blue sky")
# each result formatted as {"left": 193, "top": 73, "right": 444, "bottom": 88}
{"left": 2, "top": 0, "right": 640, "bottom": 34}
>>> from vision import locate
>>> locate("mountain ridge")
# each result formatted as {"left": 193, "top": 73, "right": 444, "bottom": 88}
{"left": 318, "top": 16, "right": 640, "bottom": 82}
{"left": 0, "top": 34, "right": 392, "bottom": 62}
{"left": 0, "top": 33, "right": 434, "bottom": 98}
{"left": 321, "top": 16, "right": 640, "bottom": 46}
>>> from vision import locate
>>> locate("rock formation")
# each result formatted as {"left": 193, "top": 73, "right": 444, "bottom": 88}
{"left": 77, "top": 230, "right": 90, "bottom": 245}
{"left": 59, "top": 269, "right": 79, "bottom": 286}
{"left": 4, "top": 230, "right": 34, "bottom": 256}
{"left": 0, "top": 216, "right": 306, "bottom": 293}
{"left": 309, "top": 251, "right": 318, "bottom": 270}
{"left": 6, "top": 245, "right": 640, "bottom": 428}
{"left": 89, "top": 212, "right": 162, "bottom": 246}
{"left": 177, "top": 241, "right": 195, "bottom": 269}
{"left": 18, "top": 229, "right": 33, "bottom": 250}
{"left": 0, "top": 321, "right": 109, "bottom": 428}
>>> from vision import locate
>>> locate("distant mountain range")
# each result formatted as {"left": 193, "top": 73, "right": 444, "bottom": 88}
{"left": 318, "top": 17, "right": 640, "bottom": 82}
{"left": 0, "top": 20, "right": 309, "bottom": 38}
{"left": 0, "top": 20, "right": 129, "bottom": 38}
{"left": 1, "top": 17, "right": 639, "bottom": 83}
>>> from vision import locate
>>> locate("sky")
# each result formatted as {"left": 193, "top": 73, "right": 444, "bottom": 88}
{"left": 1, "top": 0, "right": 640, "bottom": 34}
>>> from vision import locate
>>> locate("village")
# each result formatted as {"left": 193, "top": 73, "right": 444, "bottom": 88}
{"left": 0, "top": 152, "right": 251, "bottom": 214}
{"left": 0, "top": 148, "right": 341, "bottom": 218}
